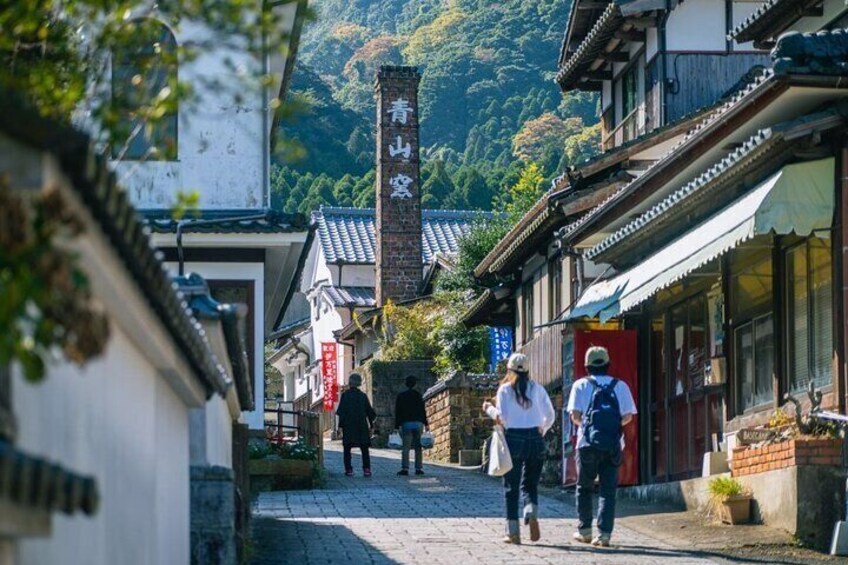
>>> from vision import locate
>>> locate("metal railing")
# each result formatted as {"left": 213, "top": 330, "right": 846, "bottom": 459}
{"left": 263, "top": 403, "right": 323, "bottom": 466}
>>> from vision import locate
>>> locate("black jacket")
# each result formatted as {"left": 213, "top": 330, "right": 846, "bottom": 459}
{"left": 336, "top": 388, "right": 376, "bottom": 447}
{"left": 395, "top": 388, "right": 428, "bottom": 428}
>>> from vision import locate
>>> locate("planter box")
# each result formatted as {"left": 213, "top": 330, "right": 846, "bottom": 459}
{"left": 732, "top": 437, "right": 842, "bottom": 477}
{"left": 249, "top": 458, "right": 314, "bottom": 491}
{"left": 720, "top": 496, "right": 751, "bottom": 525}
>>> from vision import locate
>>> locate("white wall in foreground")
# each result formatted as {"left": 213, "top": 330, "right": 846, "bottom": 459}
{"left": 14, "top": 325, "right": 191, "bottom": 565}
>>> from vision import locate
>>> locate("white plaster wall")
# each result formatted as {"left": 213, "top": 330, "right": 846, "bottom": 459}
{"left": 646, "top": 27, "right": 659, "bottom": 60}
{"left": 14, "top": 326, "right": 190, "bottom": 565}
{"left": 165, "top": 261, "right": 266, "bottom": 430}
{"left": 793, "top": 0, "right": 848, "bottom": 33}
{"left": 666, "top": 0, "right": 727, "bottom": 52}
{"left": 206, "top": 396, "right": 233, "bottom": 468}
{"left": 731, "top": 0, "right": 765, "bottom": 50}
{"left": 114, "top": 20, "right": 267, "bottom": 210}
{"left": 338, "top": 265, "right": 375, "bottom": 287}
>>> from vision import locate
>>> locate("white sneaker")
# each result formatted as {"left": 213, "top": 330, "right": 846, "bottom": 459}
{"left": 572, "top": 531, "right": 592, "bottom": 543}
{"left": 591, "top": 534, "right": 611, "bottom": 547}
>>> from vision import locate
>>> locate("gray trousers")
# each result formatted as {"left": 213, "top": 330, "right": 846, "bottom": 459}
{"left": 401, "top": 423, "right": 423, "bottom": 470}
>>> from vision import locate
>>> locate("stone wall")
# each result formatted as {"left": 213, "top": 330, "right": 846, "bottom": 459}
{"left": 359, "top": 359, "right": 436, "bottom": 447}
{"left": 423, "top": 373, "right": 500, "bottom": 464}
{"left": 190, "top": 465, "right": 235, "bottom": 565}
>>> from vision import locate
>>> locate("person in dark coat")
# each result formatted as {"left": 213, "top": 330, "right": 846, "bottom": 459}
{"left": 336, "top": 372, "right": 376, "bottom": 477}
{"left": 394, "top": 376, "right": 429, "bottom": 476}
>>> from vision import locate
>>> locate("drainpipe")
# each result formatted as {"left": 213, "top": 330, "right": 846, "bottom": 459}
{"left": 175, "top": 213, "right": 269, "bottom": 276}
{"left": 659, "top": 1, "right": 671, "bottom": 127}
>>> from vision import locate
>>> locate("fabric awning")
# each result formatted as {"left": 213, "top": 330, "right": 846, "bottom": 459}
{"left": 565, "top": 158, "right": 834, "bottom": 323}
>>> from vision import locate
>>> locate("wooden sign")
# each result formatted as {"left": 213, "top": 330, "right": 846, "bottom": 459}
{"left": 737, "top": 427, "right": 775, "bottom": 445}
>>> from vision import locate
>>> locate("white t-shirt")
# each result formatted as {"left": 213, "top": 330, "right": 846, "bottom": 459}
{"left": 495, "top": 381, "right": 556, "bottom": 435}
{"left": 566, "top": 375, "right": 636, "bottom": 449}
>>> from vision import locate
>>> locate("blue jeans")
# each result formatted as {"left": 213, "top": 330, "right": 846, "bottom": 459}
{"left": 503, "top": 428, "right": 545, "bottom": 521}
{"left": 576, "top": 446, "right": 621, "bottom": 535}
{"left": 401, "top": 422, "right": 424, "bottom": 471}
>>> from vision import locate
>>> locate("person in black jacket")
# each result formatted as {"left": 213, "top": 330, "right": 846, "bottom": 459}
{"left": 394, "top": 376, "right": 429, "bottom": 476}
{"left": 336, "top": 372, "right": 376, "bottom": 477}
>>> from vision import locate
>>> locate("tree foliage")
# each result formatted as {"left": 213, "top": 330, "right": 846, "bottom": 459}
{"left": 273, "top": 0, "right": 602, "bottom": 213}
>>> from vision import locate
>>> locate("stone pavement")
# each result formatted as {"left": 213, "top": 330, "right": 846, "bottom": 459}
{"left": 249, "top": 441, "right": 765, "bottom": 565}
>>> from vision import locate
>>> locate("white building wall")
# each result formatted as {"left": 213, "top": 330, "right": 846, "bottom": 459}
{"left": 731, "top": 0, "right": 765, "bottom": 50}
{"left": 14, "top": 326, "right": 191, "bottom": 565}
{"left": 666, "top": 0, "right": 727, "bottom": 51}
{"left": 114, "top": 20, "right": 267, "bottom": 210}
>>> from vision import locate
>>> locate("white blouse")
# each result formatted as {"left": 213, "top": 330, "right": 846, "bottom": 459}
{"left": 493, "top": 381, "right": 556, "bottom": 434}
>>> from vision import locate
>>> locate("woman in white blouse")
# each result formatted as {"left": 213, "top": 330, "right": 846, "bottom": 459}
{"left": 483, "top": 353, "right": 556, "bottom": 545}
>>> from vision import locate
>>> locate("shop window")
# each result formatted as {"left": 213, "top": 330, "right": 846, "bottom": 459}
{"left": 736, "top": 314, "right": 774, "bottom": 410}
{"left": 731, "top": 245, "right": 774, "bottom": 411}
{"left": 786, "top": 237, "right": 833, "bottom": 392}
{"left": 111, "top": 19, "right": 178, "bottom": 160}
{"left": 620, "top": 64, "right": 638, "bottom": 121}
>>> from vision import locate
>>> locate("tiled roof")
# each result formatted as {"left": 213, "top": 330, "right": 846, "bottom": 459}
{"left": 312, "top": 207, "right": 486, "bottom": 264}
{"left": 562, "top": 67, "right": 778, "bottom": 245}
{"left": 0, "top": 90, "right": 229, "bottom": 398}
{"left": 587, "top": 106, "right": 848, "bottom": 263}
{"left": 423, "top": 372, "right": 501, "bottom": 401}
{"left": 143, "top": 208, "right": 308, "bottom": 233}
{"left": 322, "top": 286, "right": 376, "bottom": 308}
{"left": 0, "top": 440, "right": 99, "bottom": 517}
{"left": 586, "top": 129, "right": 778, "bottom": 261}
{"left": 728, "top": 0, "right": 822, "bottom": 47}
{"left": 556, "top": 3, "right": 624, "bottom": 91}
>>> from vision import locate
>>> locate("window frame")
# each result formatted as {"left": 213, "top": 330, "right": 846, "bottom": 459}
{"left": 783, "top": 237, "right": 834, "bottom": 393}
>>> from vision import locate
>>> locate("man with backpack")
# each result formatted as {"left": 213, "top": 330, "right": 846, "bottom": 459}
{"left": 566, "top": 346, "right": 636, "bottom": 547}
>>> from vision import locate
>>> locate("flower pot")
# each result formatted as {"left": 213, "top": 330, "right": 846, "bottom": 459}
{"left": 721, "top": 496, "right": 751, "bottom": 525}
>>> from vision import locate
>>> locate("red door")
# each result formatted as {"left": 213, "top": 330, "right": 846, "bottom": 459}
{"left": 564, "top": 330, "right": 639, "bottom": 486}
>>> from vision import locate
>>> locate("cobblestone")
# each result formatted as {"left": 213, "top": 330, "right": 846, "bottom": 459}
{"left": 251, "top": 442, "right": 735, "bottom": 564}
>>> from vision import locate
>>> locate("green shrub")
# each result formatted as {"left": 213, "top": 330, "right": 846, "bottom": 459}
{"left": 708, "top": 476, "right": 747, "bottom": 500}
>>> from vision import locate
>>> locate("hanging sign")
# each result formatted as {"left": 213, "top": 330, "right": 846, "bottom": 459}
{"left": 321, "top": 342, "right": 338, "bottom": 411}
{"left": 488, "top": 327, "right": 513, "bottom": 372}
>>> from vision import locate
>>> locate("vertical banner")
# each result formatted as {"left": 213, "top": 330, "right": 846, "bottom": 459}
{"left": 321, "top": 342, "right": 338, "bottom": 412}
{"left": 488, "top": 327, "right": 513, "bottom": 372}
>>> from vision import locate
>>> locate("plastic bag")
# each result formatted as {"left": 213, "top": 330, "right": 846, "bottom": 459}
{"left": 487, "top": 425, "right": 513, "bottom": 477}
{"left": 388, "top": 431, "right": 403, "bottom": 449}
{"left": 420, "top": 430, "right": 434, "bottom": 449}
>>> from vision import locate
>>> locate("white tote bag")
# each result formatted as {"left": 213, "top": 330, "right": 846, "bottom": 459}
{"left": 487, "top": 425, "right": 513, "bottom": 477}
{"left": 388, "top": 431, "right": 403, "bottom": 449}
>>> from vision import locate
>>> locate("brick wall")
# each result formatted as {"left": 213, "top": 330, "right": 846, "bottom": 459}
{"left": 731, "top": 437, "right": 843, "bottom": 477}
{"left": 359, "top": 359, "right": 436, "bottom": 447}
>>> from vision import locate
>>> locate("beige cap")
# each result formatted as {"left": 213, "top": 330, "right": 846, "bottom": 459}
{"left": 585, "top": 346, "right": 610, "bottom": 368}
{"left": 507, "top": 353, "right": 529, "bottom": 372}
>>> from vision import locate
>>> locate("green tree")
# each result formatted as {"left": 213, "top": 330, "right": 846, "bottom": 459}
{"left": 420, "top": 160, "right": 455, "bottom": 208}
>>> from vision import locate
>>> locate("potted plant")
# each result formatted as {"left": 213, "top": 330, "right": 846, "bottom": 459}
{"left": 708, "top": 476, "right": 752, "bottom": 525}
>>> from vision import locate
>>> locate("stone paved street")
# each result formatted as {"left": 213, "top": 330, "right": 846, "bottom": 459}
{"left": 251, "top": 442, "right": 741, "bottom": 564}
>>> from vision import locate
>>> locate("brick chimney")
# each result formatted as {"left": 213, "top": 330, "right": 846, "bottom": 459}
{"left": 375, "top": 65, "right": 422, "bottom": 306}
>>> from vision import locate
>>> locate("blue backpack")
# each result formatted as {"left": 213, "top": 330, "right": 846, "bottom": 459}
{"left": 584, "top": 377, "right": 622, "bottom": 450}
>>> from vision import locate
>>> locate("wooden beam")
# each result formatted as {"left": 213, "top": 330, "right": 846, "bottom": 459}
{"left": 578, "top": 81, "right": 603, "bottom": 92}
{"left": 601, "top": 51, "right": 630, "bottom": 63}
{"left": 577, "top": 0, "right": 607, "bottom": 9}
{"left": 584, "top": 71, "right": 612, "bottom": 81}
{"left": 626, "top": 16, "right": 657, "bottom": 30}
{"left": 614, "top": 29, "right": 646, "bottom": 42}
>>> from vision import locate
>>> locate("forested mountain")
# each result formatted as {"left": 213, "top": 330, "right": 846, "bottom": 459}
{"left": 272, "top": 0, "right": 601, "bottom": 215}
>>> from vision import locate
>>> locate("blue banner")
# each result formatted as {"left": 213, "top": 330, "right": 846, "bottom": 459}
{"left": 488, "top": 327, "right": 513, "bottom": 372}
